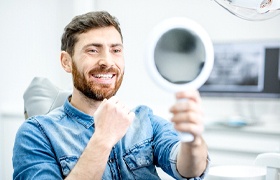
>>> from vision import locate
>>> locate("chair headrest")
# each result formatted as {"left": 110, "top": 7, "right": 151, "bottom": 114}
{"left": 23, "top": 77, "right": 71, "bottom": 119}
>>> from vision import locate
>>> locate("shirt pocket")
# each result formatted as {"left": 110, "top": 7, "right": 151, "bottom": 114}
{"left": 123, "top": 139, "right": 160, "bottom": 179}
{"left": 59, "top": 155, "right": 78, "bottom": 177}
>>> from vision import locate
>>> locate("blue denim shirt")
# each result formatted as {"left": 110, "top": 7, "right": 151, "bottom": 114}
{"left": 13, "top": 98, "right": 208, "bottom": 180}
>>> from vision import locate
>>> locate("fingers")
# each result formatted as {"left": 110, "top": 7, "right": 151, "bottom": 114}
{"left": 171, "top": 111, "right": 204, "bottom": 133}
{"left": 94, "top": 96, "right": 135, "bottom": 146}
{"left": 169, "top": 99, "right": 202, "bottom": 114}
{"left": 173, "top": 122, "right": 204, "bottom": 136}
{"left": 106, "top": 96, "right": 126, "bottom": 109}
{"left": 175, "top": 89, "right": 201, "bottom": 103}
{"left": 171, "top": 111, "right": 203, "bottom": 124}
{"left": 107, "top": 96, "right": 135, "bottom": 121}
{"left": 170, "top": 90, "right": 205, "bottom": 137}
{"left": 170, "top": 89, "right": 202, "bottom": 113}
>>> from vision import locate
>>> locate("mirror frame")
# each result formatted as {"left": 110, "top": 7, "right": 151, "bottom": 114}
{"left": 146, "top": 17, "right": 214, "bottom": 92}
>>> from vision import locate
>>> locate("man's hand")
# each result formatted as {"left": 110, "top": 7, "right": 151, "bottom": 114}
{"left": 94, "top": 96, "right": 135, "bottom": 147}
{"left": 169, "top": 90, "right": 204, "bottom": 141}
{"left": 169, "top": 90, "right": 208, "bottom": 178}
{"left": 66, "top": 96, "right": 134, "bottom": 180}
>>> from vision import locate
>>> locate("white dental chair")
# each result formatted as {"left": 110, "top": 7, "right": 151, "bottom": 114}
{"left": 255, "top": 153, "right": 280, "bottom": 180}
{"left": 23, "top": 77, "right": 280, "bottom": 180}
{"left": 23, "top": 77, "right": 71, "bottom": 119}
{"left": 206, "top": 153, "right": 280, "bottom": 180}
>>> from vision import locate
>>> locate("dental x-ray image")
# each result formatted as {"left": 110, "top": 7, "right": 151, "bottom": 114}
{"left": 204, "top": 42, "right": 265, "bottom": 92}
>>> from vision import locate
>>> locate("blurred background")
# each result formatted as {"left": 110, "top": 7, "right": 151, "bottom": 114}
{"left": 1, "top": 0, "right": 280, "bottom": 179}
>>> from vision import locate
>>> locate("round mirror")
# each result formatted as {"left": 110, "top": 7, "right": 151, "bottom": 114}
{"left": 146, "top": 17, "right": 214, "bottom": 142}
{"left": 146, "top": 17, "right": 214, "bottom": 93}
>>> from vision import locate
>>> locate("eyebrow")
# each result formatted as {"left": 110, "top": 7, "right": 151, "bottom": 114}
{"left": 84, "top": 43, "right": 123, "bottom": 49}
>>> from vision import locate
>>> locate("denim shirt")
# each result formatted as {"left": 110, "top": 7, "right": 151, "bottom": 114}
{"left": 13, "top": 98, "right": 208, "bottom": 180}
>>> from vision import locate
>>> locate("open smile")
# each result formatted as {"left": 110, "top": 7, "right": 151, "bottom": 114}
{"left": 92, "top": 73, "right": 116, "bottom": 84}
{"left": 94, "top": 74, "right": 115, "bottom": 79}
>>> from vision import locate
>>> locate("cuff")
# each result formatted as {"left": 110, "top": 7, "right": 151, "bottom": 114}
{"left": 169, "top": 142, "right": 211, "bottom": 180}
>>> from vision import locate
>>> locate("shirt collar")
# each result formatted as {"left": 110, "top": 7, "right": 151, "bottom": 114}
{"left": 63, "top": 96, "right": 94, "bottom": 129}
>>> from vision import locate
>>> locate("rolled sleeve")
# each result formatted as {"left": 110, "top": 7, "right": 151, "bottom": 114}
{"left": 169, "top": 142, "right": 210, "bottom": 180}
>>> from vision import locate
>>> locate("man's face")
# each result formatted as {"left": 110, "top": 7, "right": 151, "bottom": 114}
{"left": 71, "top": 26, "right": 124, "bottom": 101}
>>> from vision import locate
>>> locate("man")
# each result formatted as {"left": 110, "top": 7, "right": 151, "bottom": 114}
{"left": 13, "top": 11, "right": 209, "bottom": 179}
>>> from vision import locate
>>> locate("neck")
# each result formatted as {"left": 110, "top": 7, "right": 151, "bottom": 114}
{"left": 70, "top": 88, "right": 102, "bottom": 116}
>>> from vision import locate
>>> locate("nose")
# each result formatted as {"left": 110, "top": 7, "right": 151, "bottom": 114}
{"left": 98, "top": 51, "right": 114, "bottom": 68}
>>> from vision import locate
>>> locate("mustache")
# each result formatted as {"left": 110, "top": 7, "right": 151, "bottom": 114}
{"left": 89, "top": 66, "right": 119, "bottom": 75}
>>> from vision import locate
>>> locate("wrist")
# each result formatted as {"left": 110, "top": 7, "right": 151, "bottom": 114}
{"left": 190, "top": 136, "right": 203, "bottom": 146}
{"left": 89, "top": 133, "right": 114, "bottom": 151}
{"left": 181, "top": 136, "right": 203, "bottom": 148}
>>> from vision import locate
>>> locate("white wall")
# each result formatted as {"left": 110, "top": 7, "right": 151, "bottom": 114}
{"left": 1, "top": 0, "right": 280, "bottom": 179}
{"left": 0, "top": 0, "right": 71, "bottom": 114}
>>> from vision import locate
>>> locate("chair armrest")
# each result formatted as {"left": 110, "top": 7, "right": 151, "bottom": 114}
{"left": 255, "top": 153, "right": 280, "bottom": 168}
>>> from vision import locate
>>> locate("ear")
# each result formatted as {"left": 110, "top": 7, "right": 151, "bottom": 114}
{"left": 60, "top": 51, "right": 72, "bottom": 73}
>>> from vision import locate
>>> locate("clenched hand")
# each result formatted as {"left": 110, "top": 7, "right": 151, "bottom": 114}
{"left": 93, "top": 96, "right": 135, "bottom": 147}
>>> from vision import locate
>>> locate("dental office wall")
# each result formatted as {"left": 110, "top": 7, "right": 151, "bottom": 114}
{"left": 1, "top": 0, "right": 280, "bottom": 179}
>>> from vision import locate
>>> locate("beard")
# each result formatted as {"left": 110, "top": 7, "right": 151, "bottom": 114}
{"left": 71, "top": 61, "right": 123, "bottom": 101}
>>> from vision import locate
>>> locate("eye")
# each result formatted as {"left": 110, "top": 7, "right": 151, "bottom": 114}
{"left": 88, "top": 49, "right": 98, "bottom": 53}
{"left": 112, "top": 46, "right": 123, "bottom": 54}
{"left": 113, "top": 49, "right": 121, "bottom": 53}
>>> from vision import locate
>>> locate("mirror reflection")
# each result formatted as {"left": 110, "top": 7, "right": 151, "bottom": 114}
{"left": 154, "top": 28, "right": 205, "bottom": 84}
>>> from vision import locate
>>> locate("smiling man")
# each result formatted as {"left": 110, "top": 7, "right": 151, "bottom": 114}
{"left": 13, "top": 11, "right": 209, "bottom": 180}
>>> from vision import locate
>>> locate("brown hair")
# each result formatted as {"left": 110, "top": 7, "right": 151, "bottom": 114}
{"left": 61, "top": 11, "right": 123, "bottom": 56}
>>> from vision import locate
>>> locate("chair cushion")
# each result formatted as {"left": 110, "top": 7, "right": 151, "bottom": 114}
{"left": 23, "top": 77, "right": 71, "bottom": 118}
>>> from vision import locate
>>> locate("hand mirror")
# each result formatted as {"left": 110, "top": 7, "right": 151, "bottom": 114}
{"left": 146, "top": 17, "right": 214, "bottom": 142}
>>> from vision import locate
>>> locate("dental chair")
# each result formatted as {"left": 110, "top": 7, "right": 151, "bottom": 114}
{"left": 23, "top": 77, "right": 71, "bottom": 119}
{"left": 23, "top": 77, "right": 280, "bottom": 180}
{"left": 207, "top": 153, "right": 280, "bottom": 180}
{"left": 255, "top": 153, "right": 280, "bottom": 180}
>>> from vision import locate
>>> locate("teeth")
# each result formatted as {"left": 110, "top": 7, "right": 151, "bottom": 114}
{"left": 94, "top": 74, "right": 113, "bottom": 79}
